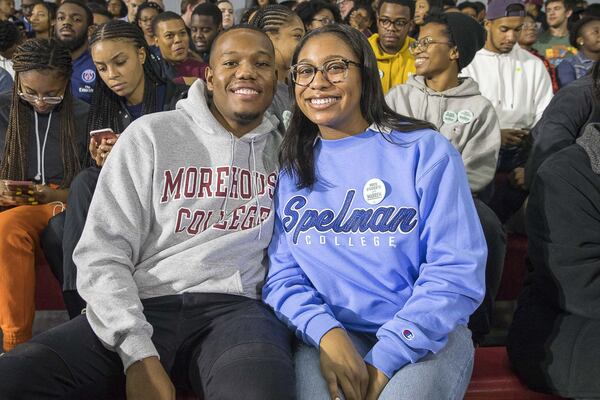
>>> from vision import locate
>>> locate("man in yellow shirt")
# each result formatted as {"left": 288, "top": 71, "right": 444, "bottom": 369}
{"left": 368, "top": 0, "right": 416, "bottom": 93}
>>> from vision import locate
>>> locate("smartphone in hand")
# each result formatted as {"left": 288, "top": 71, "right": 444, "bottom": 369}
{"left": 90, "top": 128, "right": 117, "bottom": 146}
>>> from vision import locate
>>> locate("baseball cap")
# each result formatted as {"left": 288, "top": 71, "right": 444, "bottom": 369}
{"left": 486, "top": 0, "right": 526, "bottom": 20}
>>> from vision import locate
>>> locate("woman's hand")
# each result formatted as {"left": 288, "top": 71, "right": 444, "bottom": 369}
{"left": 365, "top": 364, "right": 390, "bottom": 400}
{"left": 0, "top": 180, "right": 37, "bottom": 207}
{"left": 89, "top": 136, "right": 119, "bottom": 167}
{"left": 34, "top": 184, "right": 69, "bottom": 204}
{"left": 319, "top": 328, "right": 369, "bottom": 400}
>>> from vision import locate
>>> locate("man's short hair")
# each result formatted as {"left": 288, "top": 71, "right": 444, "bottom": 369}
{"left": 544, "top": 0, "right": 575, "bottom": 10}
{"left": 192, "top": 3, "right": 222, "bottom": 26}
{"left": 152, "top": 10, "right": 184, "bottom": 34}
{"left": 59, "top": 0, "right": 94, "bottom": 27}
{"left": 377, "top": 0, "right": 415, "bottom": 19}
{"left": 0, "top": 21, "right": 20, "bottom": 52}
{"left": 87, "top": 3, "right": 113, "bottom": 20}
{"left": 208, "top": 24, "right": 274, "bottom": 66}
{"left": 180, "top": 0, "right": 201, "bottom": 14}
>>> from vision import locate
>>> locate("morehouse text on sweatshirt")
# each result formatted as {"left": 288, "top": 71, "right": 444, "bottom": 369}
{"left": 263, "top": 127, "right": 487, "bottom": 378}
{"left": 74, "top": 80, "right": 282, "bottom": 370}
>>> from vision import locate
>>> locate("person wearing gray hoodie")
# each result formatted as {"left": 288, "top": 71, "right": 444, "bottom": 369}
{"left": 0, "top": 26, "right": 296, "bottom": 400}
{"left": 386, "top": 12, "right": 504, "bottom": 345}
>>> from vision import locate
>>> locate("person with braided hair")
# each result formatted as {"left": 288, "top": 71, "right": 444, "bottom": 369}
{"left": 251, "top": 4, "right": 305, "bottom": 130}
{"left": 0, "top": 38, "right": 89, "bottom": 352}
{"left": 41, "top": 19, "right": 188, "bottom": 318}
{"left": 0, "top": 20, "right": 25, "bottom": 77}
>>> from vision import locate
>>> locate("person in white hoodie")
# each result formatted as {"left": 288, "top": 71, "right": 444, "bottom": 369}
{"left": 386, "top": 11, "right": 504, "bottom": 344}
{"left": 0, "top": 26, "right": 296, "bottom": 400}
{"left": 461, "top": 0, "right": 553, "bottom": 223}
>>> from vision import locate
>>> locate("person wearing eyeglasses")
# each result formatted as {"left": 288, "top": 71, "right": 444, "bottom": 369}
{"left": 0, "top": 38, "right": 88, "bottom": 352}
{"left": 518, "top": 13, "right": 559, "bottom": 92}
{"left": 336, "top": 0, "right": 354, "bottom": 20}
{"left": 264, "top": 23, "right": 486, "bottom": 400}
{"left": 386, "top": 12, "right": 504, "bottom": 346}
{"left": 368, "top": 0, "right": 416, "bottom": 93}
{"left": 296, "top": 0, "right": 341, "bottom": 32}
{"left": 461, "top": 0, "right": 552, "bottom": 224}
{"left": 135, "top": 1, "right": 163, "bottom": 50}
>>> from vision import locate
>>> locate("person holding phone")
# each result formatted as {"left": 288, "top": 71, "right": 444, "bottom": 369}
{"left": 263, "top": 24, "right": 486, "bottom": 400}
{"left": 0, "top": 38, "right": 89, "bottom": 352}
{"left": 41, "top": 19, "right": 188, "bottom": 318}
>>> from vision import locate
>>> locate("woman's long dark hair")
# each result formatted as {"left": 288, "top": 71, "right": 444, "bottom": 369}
{"left": 280, "top": 24, "right": 435, "bottom": 189}
{"left": 87, "top": 20, "right": 165, "bottom": 135}
{"left": 0, "top": 38, "right": 81, "bottom": 187}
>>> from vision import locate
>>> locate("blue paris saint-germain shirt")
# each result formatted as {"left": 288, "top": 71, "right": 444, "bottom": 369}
{"left": 71, "top": 49, "right": 96, "bottom": 104}
{"left": 263, "top": 127, "right": 487, "bottom": 378}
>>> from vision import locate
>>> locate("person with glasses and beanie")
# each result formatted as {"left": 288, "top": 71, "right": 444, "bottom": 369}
{"left": 0, "top": 38, "right": 88, "bottom": 352}
{"left": 386, "top": 12, "right": 504, "bottom": 345}
{"left": 264, "top": 23, "right": 486, "bottom": 400}
{"left": 461, "top": 0, "right": 553, "bottom": 223}
{"left": 368, "top": 0, "right": 416, "bottom": 93}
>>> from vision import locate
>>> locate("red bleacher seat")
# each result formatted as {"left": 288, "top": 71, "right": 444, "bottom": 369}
{"left": 35, "top": 258, "right": 65, "bottom": 310}
{"left": 465, "top": 347, "right": 563, "bottom": 400}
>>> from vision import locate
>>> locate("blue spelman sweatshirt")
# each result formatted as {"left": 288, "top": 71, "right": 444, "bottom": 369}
{"left": 263, "top": 127, "right": 486, "bottom": 378}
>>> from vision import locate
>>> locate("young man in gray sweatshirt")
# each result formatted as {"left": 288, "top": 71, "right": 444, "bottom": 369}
{"left": 385, "top": 12, "right": 505, "bottom": 345}
{"left": 0, "top": 26, "right": 295, "bottom": 400}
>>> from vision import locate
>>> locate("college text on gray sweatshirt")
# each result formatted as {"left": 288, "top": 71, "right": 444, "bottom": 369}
{"left": 73, "top": 80, "right": 282, "bottom": 370}
{"left": 386, "top": 75, "right": 501, "bottom": 193}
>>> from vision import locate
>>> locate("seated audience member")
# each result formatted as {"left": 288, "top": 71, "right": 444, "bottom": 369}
{"left": 0, "top": 64, "right": 11, "bottom": 91}
{"left": 30, "top": 1, "right": 55, "bottom": 39}
{"left": 386, "top": 12, "right": 503, "bottom": 343}
{"left": 0, "top": 26, "right": 295, "bottom": 400}
{"left": 0, "top": 21, "right": 24, "bottom": 77}
{"left": 519, "top": 13, "right": 559, "bottom": 92}
{"left": 295, "top": 0, "right": 340, "bottom": 31}
{"left": 0, "top": 0, "right": 15, "bottom": 22}
{"left": 251, "top": 5, "right": 305, "bottom": 127}
{"left": 217, "top": 0, "right": 234, "bottom": 29}
{"left": 19, "top": 0, "right": 40, "bottom": 35}
{"left": 533, "top": 0, "right": 577, "bottom": 67}
{"left": 369, "top": 0, "right": 416, "bottom": 93}
{"left": 458, "top": 1, "right": 478, "bottom": 19}
{"left": 123, "top": 0, "right": 145, "bottom": 23}
{"left": 472, "top": 0, "right": 486, "bottom": 22}
{"left": 87, "top": 3, "right": 112, "bottom": 30}
{"left": 524, "top": 0, "right": 547, "bottom": 29}
{"left": 190, "top": 3, "right": 222, "bottom": 63}
{"left": 556, "top": 16, "right": 600, "bottom": 87}
{"left": 180, "top": 0, "right": 201, "bottom": 27}
{"left": 135, "top": 1, "right": 162, "bottom": 54}
{"left": 348, "top": 2, "right": 376, "bottom": 36}
{"left": 107, "top": 0, "right": 127, "bottom": 19}
{"left": 507, "top": 123, "right": 600, "bottom": 399}
{"left": 462, "top": 0, "right": 553, "bottom": 223}
{"left": 0, "top": 39, "right": 88, "bottom": 352}
{"left": 153, "top": 11, "right": 207, "bottom": 85}
{"left": 525, "top": 61, "right": 600, "bottom": 187}
{"left": 337, "top": 0, "right": 354, "bottom": 20}
{"left": 414, "top": 0, "right": 442, "bottom": 26}
{"left": 54, "top": 0, "right": 97, "bottom": 104}
{"left": 41, "top": 20, "right": 188, "bottom": 318}
{"left": 264, "top": 23, "right": 486, "bottom": 400}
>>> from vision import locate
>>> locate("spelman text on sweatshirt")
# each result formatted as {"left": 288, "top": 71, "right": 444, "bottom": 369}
{"left": 263, "top": 127, "right": 487, "bottom": 378}
{"left": 73, "top": 80, "right": 282, "bottom": 370}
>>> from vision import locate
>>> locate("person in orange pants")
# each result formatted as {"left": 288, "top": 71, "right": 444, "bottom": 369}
{"left": 0, "top": 38, "right": 89, "bottom": 351}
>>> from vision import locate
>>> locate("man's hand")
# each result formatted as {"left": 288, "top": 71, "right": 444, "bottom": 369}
{"left": 319, "top": 328, "right": 369, "bottom": 400}
{"left": 126, "top": 356, "right": 175, "bottom": 400}
{"left": 500, "top": 129, "right": 527, "bottom": 147}
{"left": 365, "top": 364, "right": 390, "bottom": 400}
{"left": 89, "top": 136, "right": 118, "bottom": 167}
{"left": 510, "top": 167, "right": 525, "bottom": 190}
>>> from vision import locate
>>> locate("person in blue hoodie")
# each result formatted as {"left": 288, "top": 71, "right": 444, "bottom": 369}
{"left": 263, "top": 24, "right": 487, "bottom": 400}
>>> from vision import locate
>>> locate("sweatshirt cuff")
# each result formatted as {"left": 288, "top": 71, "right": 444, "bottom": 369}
{"left": 304, "top": 313, "right": 343, "bottom": 348}
{"left": 116, "top": 334, "right": 159, "bottom": 372}
{"left": 364, "top": 338, "right": 410, "bottom": 379}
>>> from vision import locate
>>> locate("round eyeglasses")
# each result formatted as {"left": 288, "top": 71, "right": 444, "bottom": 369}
{"left": 18, "top": 91, "right": 64, "bottom": 105}
{"left": 290, "top": 58, "right": 361, "bottom": 87}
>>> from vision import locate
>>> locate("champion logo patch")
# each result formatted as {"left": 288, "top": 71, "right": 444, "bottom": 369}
{"left": 402, "top": 329, "right": 415, "bottom": 340}
{"left": 81, "top": 69, "right": 96, "bottom": 83}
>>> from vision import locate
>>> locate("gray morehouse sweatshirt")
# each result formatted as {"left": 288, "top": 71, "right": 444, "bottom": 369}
{"left": 73, "top": 80, "right": 282, "bottom": 370}
{"left": 386, "top": 75, "right": 501, "bottom": 193}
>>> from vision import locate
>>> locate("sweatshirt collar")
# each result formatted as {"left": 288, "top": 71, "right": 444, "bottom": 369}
{"left": 369, "top": 33, "right": 412, "bottom": 60}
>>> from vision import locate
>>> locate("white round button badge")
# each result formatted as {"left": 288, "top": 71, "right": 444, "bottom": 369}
{"left": 457, "top": 110, "right": 474, "bottom": 124}
{"left": 363, "top": 178, "right": 386, "bottom": 205}
{"left": 442, "top": 110, "right": 458, "bottom": 124}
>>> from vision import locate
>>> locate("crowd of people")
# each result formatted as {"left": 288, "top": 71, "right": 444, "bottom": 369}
{"left": 0, "top": 0, "right": 598, "bottom": 398}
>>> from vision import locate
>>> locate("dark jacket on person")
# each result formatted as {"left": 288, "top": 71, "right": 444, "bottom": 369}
{"left": 525, "top": 74, "right": 600, "bottom": 188}
{"left": 508, "top": 124, "right": 600, "bottom": 398}
{"left": 0, "top": 93, "right": 89, "bottom": 185}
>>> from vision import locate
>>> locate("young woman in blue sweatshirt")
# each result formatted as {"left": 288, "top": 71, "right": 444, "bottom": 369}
{"left": 263, "top": 24, "right": 487, "bottom": 400}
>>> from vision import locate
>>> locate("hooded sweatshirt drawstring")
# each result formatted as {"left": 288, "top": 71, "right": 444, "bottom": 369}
{"left": 250, "top": 137, "right": 262, "bottom": 240}
{"left": 222, "top": 133, "right": 236, "bottom": 219}
{"left": 34, "top": 110, "right": 52, "bottom": 185}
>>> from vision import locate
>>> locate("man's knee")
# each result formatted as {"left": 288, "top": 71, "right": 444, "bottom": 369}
{"left": 68, "top": 167, "right": 101, "bottom": 204}
{"left": 0, "top": 342, "right": 72, "bottom": 399}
